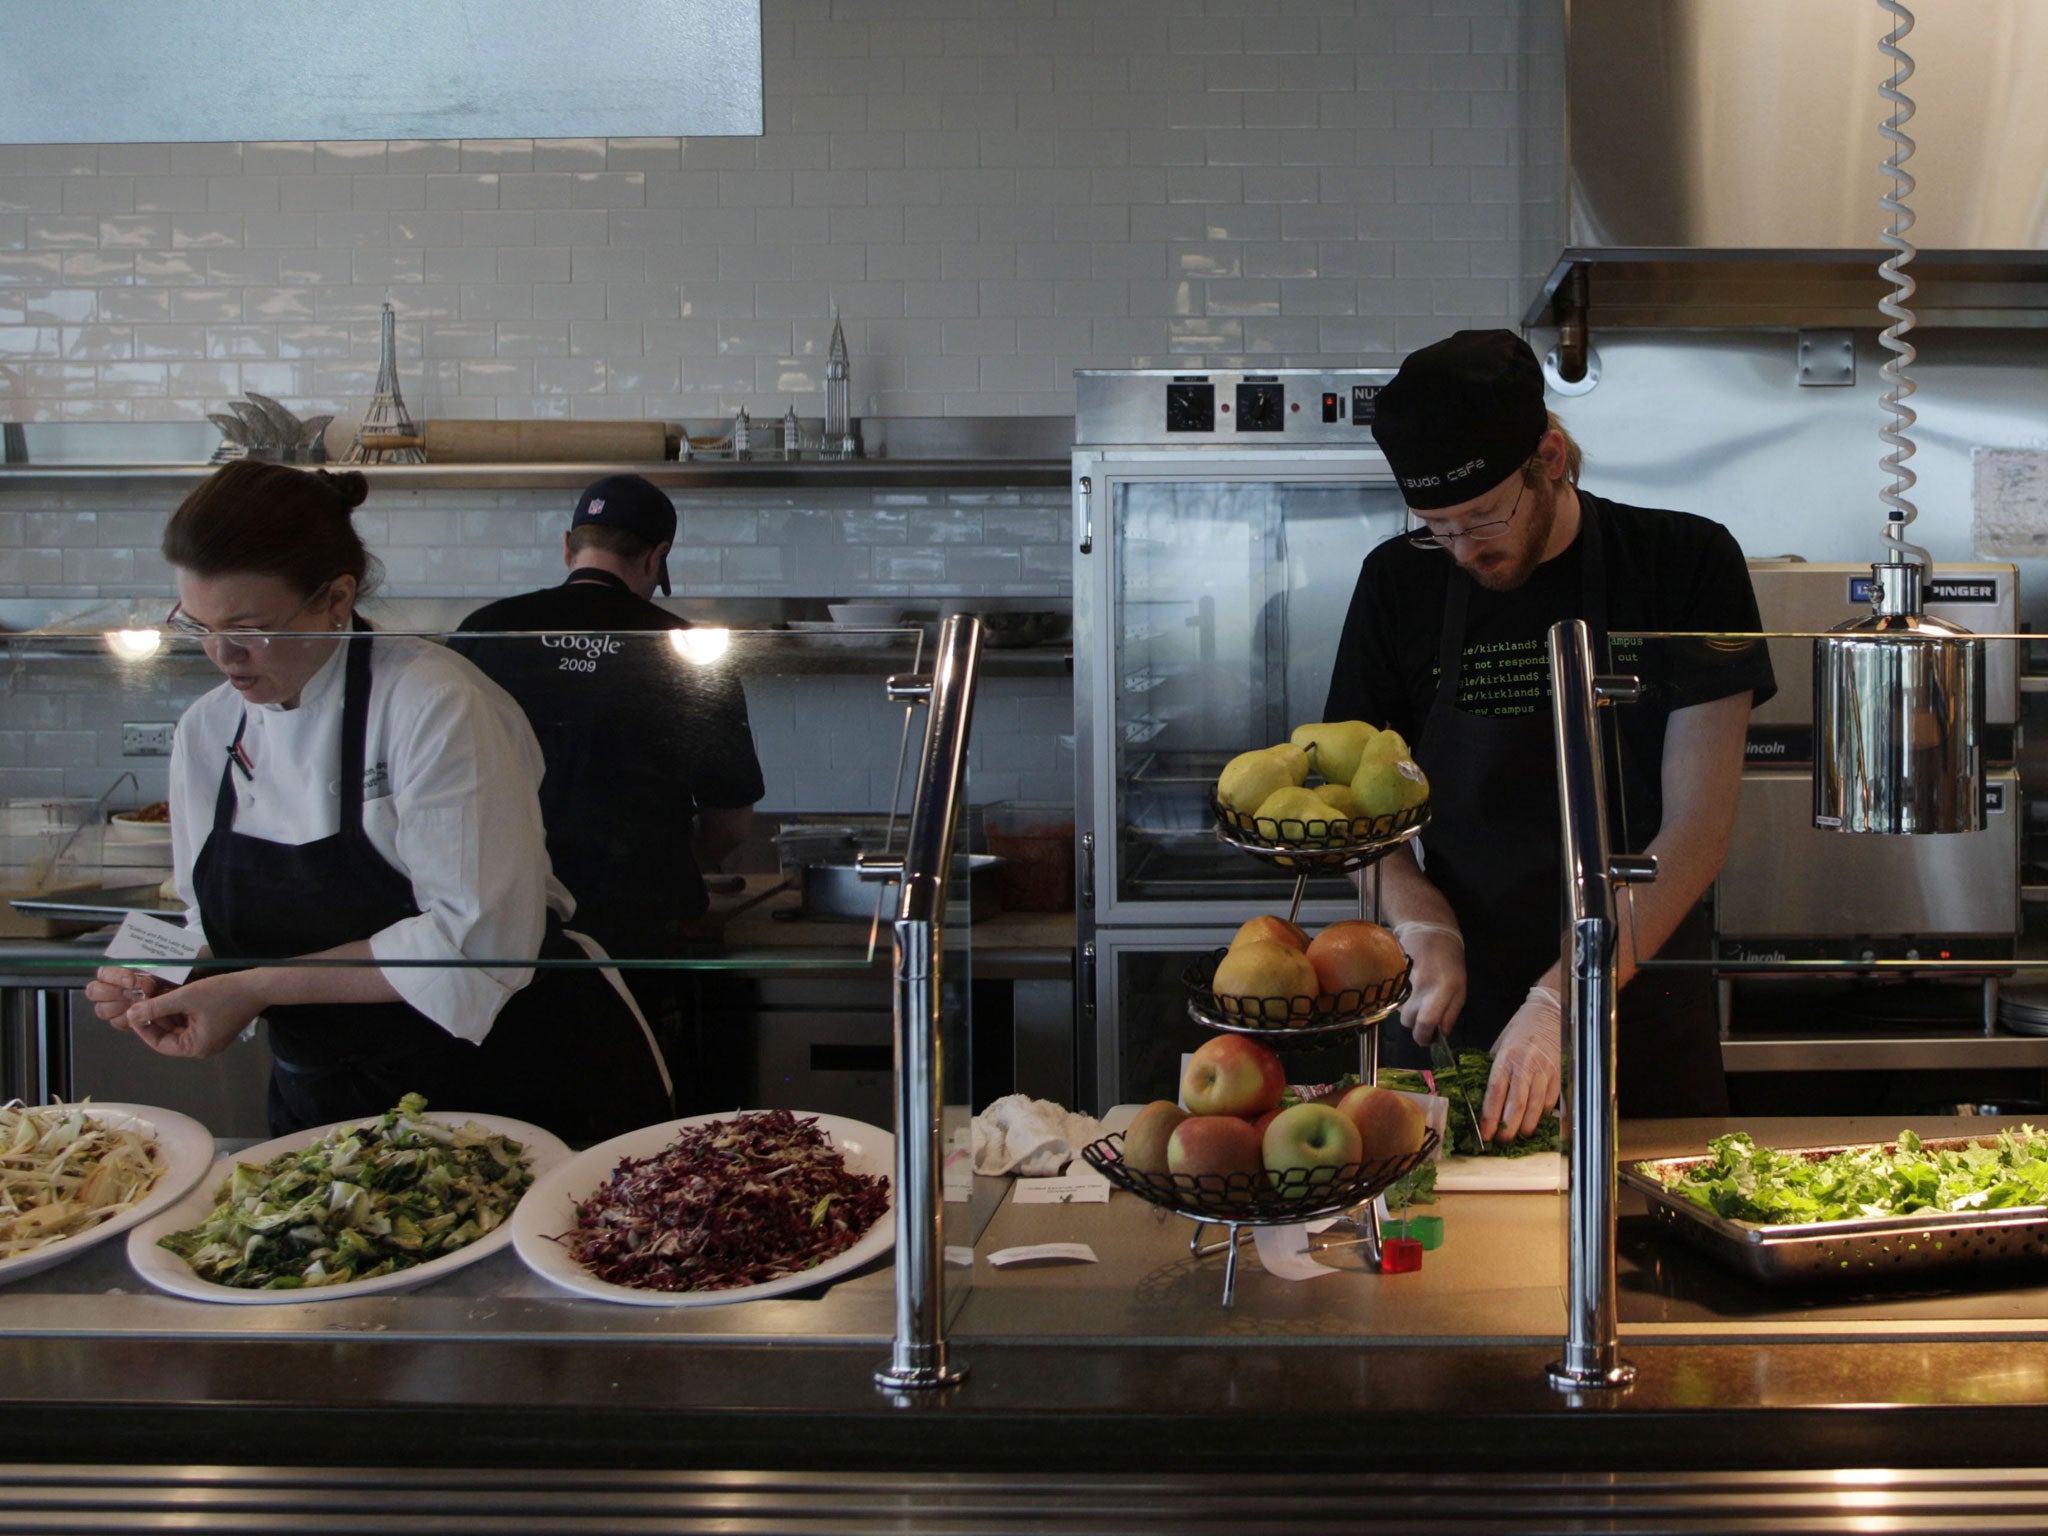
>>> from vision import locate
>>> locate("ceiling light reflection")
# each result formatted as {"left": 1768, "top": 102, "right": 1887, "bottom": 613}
{"left": 670, "top": 626, "right": 730, "bottom": 665}
{"left": 106, "top": 628, "right": 162, "bottom": 660}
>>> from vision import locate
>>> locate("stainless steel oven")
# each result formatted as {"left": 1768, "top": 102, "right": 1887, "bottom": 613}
{"left": 1072, "top": 369, "right": 1402, "bottom": 1110}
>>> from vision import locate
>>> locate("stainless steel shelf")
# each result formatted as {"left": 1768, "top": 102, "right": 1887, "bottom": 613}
{"left": 1721, "top": 1033, "right": 2048, "bottom": 1072}
{"left": 0, "top": 459, "right": 1070, "bottom": 491}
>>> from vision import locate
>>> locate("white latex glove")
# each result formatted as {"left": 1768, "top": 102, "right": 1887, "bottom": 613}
{"left": 1482, "top": 984, "right": 1562, "bottom": 1143}
{"left": 1393, "top": 921, "right": 1466, "bottom": 1047}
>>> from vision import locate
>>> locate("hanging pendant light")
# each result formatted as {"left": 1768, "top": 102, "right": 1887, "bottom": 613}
{"left": 1813, "top": 0, "right": 1984, "bottom": 835}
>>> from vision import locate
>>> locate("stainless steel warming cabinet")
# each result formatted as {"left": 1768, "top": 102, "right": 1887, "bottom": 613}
{"left": 1071, "top": 368, "right": 1404, "bottom": 1110}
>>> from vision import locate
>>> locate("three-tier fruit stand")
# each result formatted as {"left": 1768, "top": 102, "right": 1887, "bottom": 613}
{"left": 1083, "top": 795, "right": 1441, "bottom": 1305}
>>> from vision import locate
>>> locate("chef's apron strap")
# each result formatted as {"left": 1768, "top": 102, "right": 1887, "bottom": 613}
{"left": 336, "top": 614, "right": 375, "bottom": 824}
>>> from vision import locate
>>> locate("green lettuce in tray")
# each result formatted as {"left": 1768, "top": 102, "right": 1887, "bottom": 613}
{"left": 1647, "top": 1126, "right": 2048, "bottom": 1226}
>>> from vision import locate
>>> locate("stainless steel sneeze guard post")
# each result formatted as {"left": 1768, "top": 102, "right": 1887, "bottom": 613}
{"left": 873, "top": 614, "right": 983, "bottom": 1392}
{"left": 1547, "top": 619, "right": 1643, "bottom": 1393}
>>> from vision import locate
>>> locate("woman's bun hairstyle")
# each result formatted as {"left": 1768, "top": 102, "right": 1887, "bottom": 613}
{"left": 163, "top": 459, "right": 381, "bottom": 599}
{"left": 313, "top": 468, "right": 370, "bottom": 512}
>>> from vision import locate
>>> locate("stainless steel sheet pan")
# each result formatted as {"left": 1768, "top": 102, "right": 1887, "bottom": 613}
{"left": 1623, "top": 1135, "right": 2048, "bottom": 1285}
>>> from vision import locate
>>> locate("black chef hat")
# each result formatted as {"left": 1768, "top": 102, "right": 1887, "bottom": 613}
{"left": 572, "top": 474, "right": 676, "bottom": 594}
{"left": 1370, "top": 330, "right": 1548, "bottom": 510}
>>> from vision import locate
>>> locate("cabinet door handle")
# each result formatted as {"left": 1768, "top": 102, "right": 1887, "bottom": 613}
{"left": 1077, "top": 475, "right": 1093, "bottom": 555}
{"left": 1080, "top": 830, "right": 1095, "bottom": 908}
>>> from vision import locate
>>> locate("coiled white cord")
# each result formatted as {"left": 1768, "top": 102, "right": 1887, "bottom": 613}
{"left": 1877, "top": 0, "right": 1931, "bottom": 570}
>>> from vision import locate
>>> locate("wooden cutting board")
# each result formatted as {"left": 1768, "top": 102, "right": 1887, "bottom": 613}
{"left": 359, "top": 420, "right": 669, "bottom": 463}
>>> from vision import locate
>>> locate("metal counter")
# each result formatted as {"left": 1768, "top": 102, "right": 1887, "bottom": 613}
{"left": 5, "top": 1118, "right": 2048, "bottom": 1524}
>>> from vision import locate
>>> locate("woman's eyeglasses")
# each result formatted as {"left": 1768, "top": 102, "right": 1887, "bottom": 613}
{"left": 1403, "top": 481, "right": 1532, "bottom": 551}
{"left": 165, "top": 581, "right": 334, "bottom": 650}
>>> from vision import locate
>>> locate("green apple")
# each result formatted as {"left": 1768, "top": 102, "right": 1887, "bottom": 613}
{"left": 1261, "top": 1102, "right": 1364, "bottom": 1184}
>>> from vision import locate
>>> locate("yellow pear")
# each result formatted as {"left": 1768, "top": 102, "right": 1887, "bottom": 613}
{"left": 1212, "top": 938, "right": 1320, "bottom": 1020}
{"left": 1351, "top": 756, "right": 1430, "bottom": 818}
{"left": 1355, "top": 727, "right": 1413, "bottom": 771}
{"left": 1216, "top": 746, "right": 1303, "bottom": 814}
{"left": 1262, "top": 742, "right": 1310, "bottom": 785}
{"left": 1288, "top": 719, "right": 1379, "bottom": 785}
{"left": 1254, "top": 785, "right": 1339, "bottom": 841}
{"left": 1313, "top": 783, "right": 1360, "bottom": 820}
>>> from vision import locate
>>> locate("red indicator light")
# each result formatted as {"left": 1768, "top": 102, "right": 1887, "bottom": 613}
{"left": 1290, "top": 401, "right": 1299, "bottom": 411}
{"left": 1220, "top": 402, "right": 1230, "bottom": 412}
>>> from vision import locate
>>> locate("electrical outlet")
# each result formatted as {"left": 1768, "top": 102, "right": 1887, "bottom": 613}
{"left": 122, "top": 722, "right": 175, "bottom": 756}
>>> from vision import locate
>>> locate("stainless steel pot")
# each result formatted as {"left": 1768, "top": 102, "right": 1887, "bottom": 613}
{"left": 799, "top": 853, "right": 1006, "bottom": 923}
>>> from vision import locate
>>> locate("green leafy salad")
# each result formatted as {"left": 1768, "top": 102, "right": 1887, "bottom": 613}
{"left": 159, "top": 1094, "right": 533, "bottom": 1289}
{"left": 1379, "top": 1050, "right": 1561, "bottom": 1158}
{"left": 1647, "top": 1127, "right": 2048, "bottom": 1227}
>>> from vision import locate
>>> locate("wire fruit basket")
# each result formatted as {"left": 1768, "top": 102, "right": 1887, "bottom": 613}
{"left": 1082, "top": 1129, "right": 1440, "bottom": 1305}
{"left": 1182, "top": 950, "right": 1411, "bottom": 1048}
{"left": 1212, "top": 797, "right": 1428, "bottom": 874}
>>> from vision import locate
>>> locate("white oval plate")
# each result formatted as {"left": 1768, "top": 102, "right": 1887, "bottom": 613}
{"left": 511, "top": 1111, "right": 894, "bottom": 1307}
{"left": 0, "top": 1103, "right": 214, "bottom": 1287}
{"left": 126, "top": 1110, "right": 568, "bottom": 1304}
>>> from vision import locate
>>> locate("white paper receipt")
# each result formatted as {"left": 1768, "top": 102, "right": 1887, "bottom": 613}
{"left": 986, "top": 1243, "right": 1098, "bottom": 1269}
{"left": 103, "top": 910, "right": 203, "bottom": 985}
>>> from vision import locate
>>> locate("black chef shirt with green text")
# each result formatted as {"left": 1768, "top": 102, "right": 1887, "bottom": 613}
{"left": 1322, "top": 491, "right": 1776, "bottom": 847}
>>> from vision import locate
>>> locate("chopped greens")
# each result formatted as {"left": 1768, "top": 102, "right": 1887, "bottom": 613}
{"left": 1645, "top": 1127, "right": 2048, "bottom": 1226}
{"left": 158, "top": 1094, "right": 532, "bottom": 1289}
{"left": 1381, "top": 1048, "right": 1561, "bottom": 1158}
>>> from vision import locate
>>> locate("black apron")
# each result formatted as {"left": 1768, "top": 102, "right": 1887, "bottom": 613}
{"left": 193, "top": 621, "right": 674, "bottom": 1143}
{"left": 1406, "top": 502, "right": 1727, "bottom": 1117}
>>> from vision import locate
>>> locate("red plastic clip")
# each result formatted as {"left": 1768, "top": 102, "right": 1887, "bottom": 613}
{"left": 1379, "top": 1236, "right": 1424, "bottom": 1274}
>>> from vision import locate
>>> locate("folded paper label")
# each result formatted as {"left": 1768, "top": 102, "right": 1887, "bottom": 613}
{"left": 986, "top": 1242, "right": 1098, "bottom": 1268}
{"left": 1010, "top": 1171, "right": 1111, "bottom": 1204}
{"left": 104, "top": 909, "right": 202, "bottom": 984}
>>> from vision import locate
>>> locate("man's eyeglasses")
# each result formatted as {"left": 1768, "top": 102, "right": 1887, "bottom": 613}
{"left": 165, "top": 581, "right": 334, "bottom": 650}
{"left": 1403, "top": 481, "right": 1531, "bottom": 551}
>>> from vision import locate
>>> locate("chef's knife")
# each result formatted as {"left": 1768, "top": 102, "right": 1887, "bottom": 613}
{"left": 1430, "top": 1034, "right": 1487, "bottom": 1154}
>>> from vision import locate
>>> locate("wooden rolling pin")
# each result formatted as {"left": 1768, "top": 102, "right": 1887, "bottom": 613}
{"left": 357, "top": 420, "right": 670, "bottom": 463}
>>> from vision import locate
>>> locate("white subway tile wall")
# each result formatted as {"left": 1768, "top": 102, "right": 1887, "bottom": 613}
{"left": 1, "top": 0, "right": 1556, "bottom": 813}
{"left": 0, "top": 0, "right": 1551, "bottom": 425}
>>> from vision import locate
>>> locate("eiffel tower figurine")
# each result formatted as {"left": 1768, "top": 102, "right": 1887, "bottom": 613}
{"left": 342, "top": 301, "right": 425, "bottom": 464}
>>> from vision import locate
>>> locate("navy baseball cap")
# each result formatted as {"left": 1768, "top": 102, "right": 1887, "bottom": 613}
{"left": 571, "top": 474, "right": 677, "bottom": 594}
{"left": 1370, "top": 330, "right": 1548, "bottom": 510}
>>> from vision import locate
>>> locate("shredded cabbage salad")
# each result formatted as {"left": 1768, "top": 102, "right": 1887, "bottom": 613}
{"left": 558, "top": 1109, "right": 889, "bottom": 1293}
{"left": 0, "top": 1101, "right": 165, "bottom": 1260}
{"left": 1647, "top": 1127, "right": 2048, "bottom": 1226}
{"left": 158, "top": 1094, "right": 531, "bottom": 1288}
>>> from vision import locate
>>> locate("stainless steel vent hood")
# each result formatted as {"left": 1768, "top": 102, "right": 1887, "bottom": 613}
{"left": 1525, "top": 0, "right": 2048, "bottom": 332}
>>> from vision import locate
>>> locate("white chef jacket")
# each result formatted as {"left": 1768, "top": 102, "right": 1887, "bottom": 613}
{"left": 167, "top": 632, "right": 573, "bottom": 1044}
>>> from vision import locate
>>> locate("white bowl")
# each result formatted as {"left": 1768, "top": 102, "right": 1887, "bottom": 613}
{"left": 826, "top": 603, "right": 906, "bottom": 629}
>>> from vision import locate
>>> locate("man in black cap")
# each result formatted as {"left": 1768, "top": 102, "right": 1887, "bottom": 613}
{"left": 451, "top": 474, "right": 764, "bottom": 1084}
{"left": 1325, "top": 330, "right": 1774, "bottom": 1141}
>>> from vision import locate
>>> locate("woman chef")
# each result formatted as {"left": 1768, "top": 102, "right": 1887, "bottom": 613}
{"left": 86, "top": 461, "right": 675, "bottom": 1144}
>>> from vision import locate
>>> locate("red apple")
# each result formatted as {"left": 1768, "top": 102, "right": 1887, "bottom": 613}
{"left": 1230, "top": 914, "right": 1309, "bottom": 952}
{"left": 1335, "top": 1084, "right": 1428, "bottom": 1162}
{"left": 1121, "top": 1100, "right": 1189, "bottom": 1176}
{"left": 1304, "top": 920, "right": 1409, "bottom": 999}
{"left": 1251, "top": 1106, "right": 1283, "bottom": 1140}
{"left": 1180, "top": 1034, "right": 1286, "bottom": 1118}
{"left": 1261, "top": 1101, "right": 1364, "bottom": 1179}
{"left": 1166, "top": 1114, "right": 1265, "bottom": 1181}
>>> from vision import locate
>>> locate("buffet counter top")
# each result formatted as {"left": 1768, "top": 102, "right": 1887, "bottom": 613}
{"left": 4, "top": 1114, "right": 2048, "bottom": 1486}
